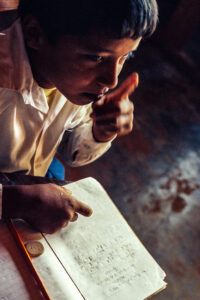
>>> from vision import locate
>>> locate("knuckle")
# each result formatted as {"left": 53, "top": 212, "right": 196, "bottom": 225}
{"left": 61, "top": 220, "right": 69, "bottom": 227}
{"left": 129, "top": 113, "right": 134, "bottom": 123}
{"left": 119, "top": 100, "right": 125, "bottom": 111}
{"left": 119, "top": 98, "right": 133, "bottom": 113}
{"left": 118, "top": 115, "right": 126, "bottom": 126}
{"left": 130, "top": 101, "right": 134, "bottom": 112}
{"left": 71, "top": 212, "right": 78, "bottom": 222}
{"left": 46, "top": 183, "right": 57, "bottom": 190}
{"left": 114, "top": 101, "right": 121, "bottom": 111}
{"left": 64, "top": 204, "right": 75, "bottom": 219}
{"left": 129, "top": 122, "right": 133, "bottom": 131}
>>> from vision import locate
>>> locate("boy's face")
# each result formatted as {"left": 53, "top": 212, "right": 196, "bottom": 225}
{"left": 29, "top": 29, "right": 141, "bottom": 105}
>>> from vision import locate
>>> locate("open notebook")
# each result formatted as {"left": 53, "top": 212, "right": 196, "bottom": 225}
{"left": 1, "top": 177, "right": 167, "bottom": 299}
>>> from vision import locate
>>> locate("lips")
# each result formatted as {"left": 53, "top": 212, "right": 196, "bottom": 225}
{"left": 82, "top": 88, "right": 109, "bottom": 101}
{"left": 82, "top": 92, "right": 105, "bottom": 101}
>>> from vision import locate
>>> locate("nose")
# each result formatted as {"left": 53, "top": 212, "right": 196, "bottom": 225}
{"left": 97, "top": 61, "right": 121, "bottom": 90}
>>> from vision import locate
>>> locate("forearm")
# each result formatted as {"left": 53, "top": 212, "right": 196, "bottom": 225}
{"left": 58, "top": 122, "right": 115, "bottom": 167}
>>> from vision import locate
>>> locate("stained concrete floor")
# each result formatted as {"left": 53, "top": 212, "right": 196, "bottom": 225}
{"left": 65, "top": 36, "right": 200, "bottom": 299}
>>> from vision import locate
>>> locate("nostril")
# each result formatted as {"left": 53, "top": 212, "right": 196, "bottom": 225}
{"left": 72, "top": 150, "right": 78, "bottom": 161}
{"left": 98, "top": 78, "right": 118, "bottom": 90}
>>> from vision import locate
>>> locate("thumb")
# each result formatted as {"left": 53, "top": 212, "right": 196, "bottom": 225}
{"left": 106, "top": 72, "right": 139, "bottom": 103}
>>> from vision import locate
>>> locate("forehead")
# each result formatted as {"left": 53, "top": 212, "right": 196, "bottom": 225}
{"left": 55, "top": 33, "right": 141, "bottom": 55}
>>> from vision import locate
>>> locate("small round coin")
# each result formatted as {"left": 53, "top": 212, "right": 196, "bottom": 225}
{"left": 25, "top": 241, "right": 44, "bottom": 257}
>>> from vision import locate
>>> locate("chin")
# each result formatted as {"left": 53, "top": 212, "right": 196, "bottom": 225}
{"left": 66, "top": 94, "right": 93, "bottom": 106}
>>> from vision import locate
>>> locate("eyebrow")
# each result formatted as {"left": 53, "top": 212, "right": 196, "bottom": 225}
{"left": 81, "top": 47, "right": 138, "bottom": 57}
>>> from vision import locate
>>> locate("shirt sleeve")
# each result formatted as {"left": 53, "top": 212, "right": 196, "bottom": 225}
{"left": 0, "top": 184, "right": 2, "bottom": 219}
{"left": 58, "top": 105, "right": 116, "bottom": 167}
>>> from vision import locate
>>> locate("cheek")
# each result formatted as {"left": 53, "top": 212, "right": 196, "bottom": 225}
{"left": 67, "top": 65, "right": 97, "bottom": 88}
{"left": 49, "top": 52, "right": 98, "bottom": 91}
{"left": 69, "top": 71, "right": 95, "bottom": 89}
{"left": 55, "top": 65, "right": 97, "bottom": 95}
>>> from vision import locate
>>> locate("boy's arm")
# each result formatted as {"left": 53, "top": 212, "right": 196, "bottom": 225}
{"left": 58, "top": 111, "right": 114, "bottom": 167}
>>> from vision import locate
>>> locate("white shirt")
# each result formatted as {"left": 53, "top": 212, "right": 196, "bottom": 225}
{"left": 0, "top": 19, "right": 113, "bottom": 217}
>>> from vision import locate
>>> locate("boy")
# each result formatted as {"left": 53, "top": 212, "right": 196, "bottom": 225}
{"left": 0, "top": 0, "right": 158, "bottom": 233}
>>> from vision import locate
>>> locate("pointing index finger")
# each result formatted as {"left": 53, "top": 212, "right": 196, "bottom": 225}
{"left": 68, "top": 194, "right": 93, "bottom": 217}
{"left": 62, "top": 187, "right": 93, "bottom": 217}
{"left": 106, "top": 72, "right": 139, "bottom": 103}
{"left": 75, "top": 199, "right": 93, "bottom": 217}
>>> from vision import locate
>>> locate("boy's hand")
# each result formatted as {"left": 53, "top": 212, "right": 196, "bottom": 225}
{"left": 91, "top": 73, "right": 139, "bottom": 143}
{"left": 2, "top": 183, "right": 92, "bottom": 234}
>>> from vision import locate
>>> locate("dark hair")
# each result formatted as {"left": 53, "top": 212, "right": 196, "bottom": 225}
{"left": 19, "top": 0, "right": 158, "bottom": 43}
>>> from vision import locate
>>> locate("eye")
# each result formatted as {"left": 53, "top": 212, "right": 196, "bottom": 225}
{"left": 122, "top": 51, "right": 135, "bottom": 60}
{"left": 85, "top": 55, "right": 104, "bottom": 62}
{"left": 119, "top": 51, "right": 135, "bottom": 64}
{"left": 127, "top": 51, "right": 135, "bottom": 59}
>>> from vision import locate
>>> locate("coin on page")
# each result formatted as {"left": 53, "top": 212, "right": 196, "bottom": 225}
{"left": 25, "top": 241, "right": 44, "bottom": 257}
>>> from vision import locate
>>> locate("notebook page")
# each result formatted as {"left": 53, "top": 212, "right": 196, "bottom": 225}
{"left": 0, "top": 221, "right": 44, "bottom": 300}
{"left": 44, "top": 177, "right": 167, "bottom": 300}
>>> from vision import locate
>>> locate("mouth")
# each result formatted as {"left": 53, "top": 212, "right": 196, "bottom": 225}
{"left": 81, "top": 92, "right": 106, "bottom": 101}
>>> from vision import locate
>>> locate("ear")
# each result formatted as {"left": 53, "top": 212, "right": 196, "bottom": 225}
{"left": 21, "top": 14, "right": 46, "bottom": 50}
